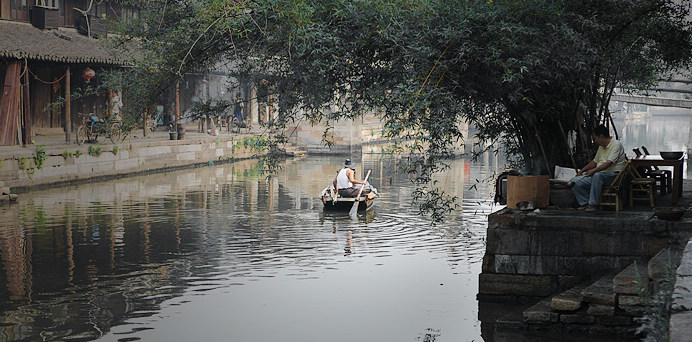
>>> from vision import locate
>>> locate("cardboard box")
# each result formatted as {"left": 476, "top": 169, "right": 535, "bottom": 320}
{"left": 507, "top": 175, "right": 550, "bottom": 209}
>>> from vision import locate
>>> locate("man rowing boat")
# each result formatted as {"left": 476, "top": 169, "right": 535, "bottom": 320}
{"left": 333, "top": 158, "right": 371, "bottom": 198}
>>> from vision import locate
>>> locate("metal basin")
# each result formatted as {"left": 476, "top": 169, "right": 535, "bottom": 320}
{"left": 660, "top": 151, "right": 684, "bottom": 160}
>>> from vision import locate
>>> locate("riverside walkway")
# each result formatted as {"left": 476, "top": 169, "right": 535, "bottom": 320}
{"left": 0, "top": 123, "right": 303, "bottom": 192}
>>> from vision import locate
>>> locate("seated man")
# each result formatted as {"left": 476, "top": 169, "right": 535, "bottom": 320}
{"left": 333, "top": 158, "right": 371, "bottom": 197}
{"left": 568, "top": 124, "right": 626, "bottom": 211}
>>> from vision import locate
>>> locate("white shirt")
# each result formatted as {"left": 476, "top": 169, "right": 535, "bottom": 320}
{"left": 336, "top": 168, "right": 353, "bottom": 189}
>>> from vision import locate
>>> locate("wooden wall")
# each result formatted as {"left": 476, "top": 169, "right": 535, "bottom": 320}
{"left": 30, "top": 66, "right": 62, "bottom": 129}
{"left": 1, "top": 0, "right": 11, "bottom": 19}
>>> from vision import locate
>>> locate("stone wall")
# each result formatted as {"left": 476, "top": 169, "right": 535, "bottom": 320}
{"left": 479, "top": 208, "right": 692, "bottom": 340}
{"left": 0, "top": 136, "right": 262, "bottom": 191}
{"left": 479, "top": 208, "right": 692, "bottom": 303}
{"left": 289, "top": 116, "right": 363, "bottom": 155}
{"left": 670, "top": 239, "right": 692, "bottom": 342}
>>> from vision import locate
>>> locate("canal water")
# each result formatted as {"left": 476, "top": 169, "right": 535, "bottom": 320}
{"left": 0, "top": 152, "right": 504, "bottom": 342}
{"left": 1, "top": 107, "right": 688, "bottom": 342}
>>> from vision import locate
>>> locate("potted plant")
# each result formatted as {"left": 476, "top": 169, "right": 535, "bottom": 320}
{"left": 32, "top": 2, "right": 59, "bottom": 30}
{"left": 168, "top": 124, "right": 177, "bottom": 140}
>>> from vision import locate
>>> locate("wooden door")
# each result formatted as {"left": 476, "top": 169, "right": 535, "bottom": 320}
{"left": 10, "top": 0, "right": 29, "bottom": 21}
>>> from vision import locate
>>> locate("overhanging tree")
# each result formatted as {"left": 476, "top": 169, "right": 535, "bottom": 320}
{"left": 109, "top": 0, "right": 692, "bottom": 221}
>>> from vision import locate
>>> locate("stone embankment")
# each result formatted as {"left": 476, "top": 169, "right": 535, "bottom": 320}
{"left": 479, "top": 205, "right": 692, "bottom": 340}
{"left": 0, "top": 132, "right": 305, "bottom": 193}
{"left": 670, "top": 240, "right": 692, "bottom": 341}
{"left": 521, "top": 248, "right": 680, "bottom": 335}
{"left": 0, "top": 180, "right": 18, "bottom": 203}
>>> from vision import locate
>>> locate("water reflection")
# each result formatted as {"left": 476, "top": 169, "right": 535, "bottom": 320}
{"left": 612, "top": 104, "right": 691, "bottom": 177}
{"left": 0, "top": 152, "right": 502, "bottom": 342}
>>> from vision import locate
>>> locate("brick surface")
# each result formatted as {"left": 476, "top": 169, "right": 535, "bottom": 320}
{"left": 560, "top": 311, "right": 595, "bottom": 324}
{"left": 479, "top": 273, "right": 557, "bottom": 296}
{"left": 582, "top": 274, "right": 617, "bottom": 305}
{"left": 613, "top": 262, "right": 649, "bottom": 295}
{"left": 672, "top": 275, "right": 692, "bottom": 312}
{"left": 618, "top": 294, "right": 646, "bottom": 306}
{"left": 596, "top": 315, "right": 633, "bottom": 326}
{"left": 115, "top": 158, "right": 140, "bottom": 171}
{"left": 669, "top": 311, "right": 692, "bottom": 342}
{"left": 583, "top": 231, "right": 612, "bottom": 255}
{"left": 619, "top": 304, "right": 647, "bottom": 316}
{"left": 523, "top": 298, "right": 558, "bottom": 323}
{"left": 587, "top": 304, "right": 615, "bottom": 316}
{"left": 551, "top": 282, "right": 589, "bottom": 311}
{"left": 677, "top": 241, "right": 692, "bottom": 277}
{"left": 648, "top": 248, "right": 681, "bottom": 280}
{"left": 176, "top": 152, "right": 197, "bottom": 161}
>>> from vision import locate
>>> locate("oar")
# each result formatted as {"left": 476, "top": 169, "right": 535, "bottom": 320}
{"left": 349, "top": 170, "right": 371, "bottom": 216}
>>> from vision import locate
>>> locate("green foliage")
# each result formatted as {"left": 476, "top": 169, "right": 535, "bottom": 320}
{"left": 112, "top": 145, "right": 119, "bottom": 155}
{"left": 110, "top": 0, "right": 692, "bottom": 222}
{"left": 17, "top": 157, "right": 28, "bottom": 171}
{"left": 75, "top": 150, "right": 83, "bottom": 158}
{"left": 62, "top": 150, "right": 74, "bottom": 160}
{"left": 237, "top": 136, "right": 268, "bottom": 152}
{"left": 17, "top": 156, "right": 35, "bottom": 179}
{"left": 33, "top": 145, "right": 47, "bottom": 170}
{"left": 88, "top": 145, "right": 103, "bottom": 157}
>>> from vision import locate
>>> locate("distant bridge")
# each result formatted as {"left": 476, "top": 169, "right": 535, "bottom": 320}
{"left": 611, "top": 94, "right": 692, "bottom": 108}
{"left": 613, "top": 79, "right": 692, "bottom": 108}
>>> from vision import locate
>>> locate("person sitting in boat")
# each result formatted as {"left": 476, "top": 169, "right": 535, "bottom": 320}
{"left": 333, "top": 158, "right": 371, "bottom": 198}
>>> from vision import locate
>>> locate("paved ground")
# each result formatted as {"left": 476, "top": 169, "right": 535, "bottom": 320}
{"left": 0, "top": 122, "right": 261, "bottom": 158}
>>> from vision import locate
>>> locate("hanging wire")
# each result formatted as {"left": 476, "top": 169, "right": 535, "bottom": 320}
{"left": 26, "top": 64, "right": 66, "bottom": 84}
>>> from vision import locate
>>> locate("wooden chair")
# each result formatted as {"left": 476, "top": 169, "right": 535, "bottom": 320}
{"left": 641, "top": 146, "right": 672, "bottom": 195}
{"left": 626, "top": 161, "right": 656, "bottom": 208}
{"left": 600, "top": 160, "right": 631, "bottom": 212}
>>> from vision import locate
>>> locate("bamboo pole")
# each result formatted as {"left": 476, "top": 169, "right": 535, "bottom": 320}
{"left": 65, "top": 65, "right": 71, "bottom": 143}
{"left": 143, "top": 107, "right": 147, "bottom": 138}
{"left": 22, "top": 60, "right": 31, "bottom": 144}
{"left": 175, "top": 80, "right": 180, "bottom": 127}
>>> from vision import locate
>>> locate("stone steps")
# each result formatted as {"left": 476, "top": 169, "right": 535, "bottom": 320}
{"left": 283, "top": 145, "right": 308, "bottom": 156}
{"left": 0, "top": 180, "right": 17, "bottom": 204}
{"left": 520, "top": 247, "right": 682, "bottom": 335}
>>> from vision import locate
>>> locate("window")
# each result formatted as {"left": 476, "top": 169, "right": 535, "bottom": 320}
{"left": 11, "top": 0, "right": 28, "bottom": 10}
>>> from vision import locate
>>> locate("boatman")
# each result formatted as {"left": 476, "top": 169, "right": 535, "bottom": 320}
{"left": 568, "top": 124, "right": 626, "bottom": 212}
{"left": 333, "top": 158, "right": 371, "bottom": 197}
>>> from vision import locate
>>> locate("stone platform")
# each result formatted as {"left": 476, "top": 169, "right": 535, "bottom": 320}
{"left": 479, "top": 183, "right": 692, "bottom": 340}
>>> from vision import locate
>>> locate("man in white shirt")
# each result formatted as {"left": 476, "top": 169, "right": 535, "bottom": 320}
{"left": 333, "top": 158, "right": 370, "bottom": 197}
{"left": 569, "top": 125, "right": 626, "bottom": 212}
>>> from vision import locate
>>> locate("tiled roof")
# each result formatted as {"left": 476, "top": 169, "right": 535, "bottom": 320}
{"left": 0, "top": 20, "right": 128, "bottom": 65}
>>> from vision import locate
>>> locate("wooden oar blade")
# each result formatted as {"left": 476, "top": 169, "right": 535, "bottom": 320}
{"left": 348, "top": 170, "right": 371, "bottom": 216}
{"left": 349, "top": 200, "right": 359, "bottom": 216}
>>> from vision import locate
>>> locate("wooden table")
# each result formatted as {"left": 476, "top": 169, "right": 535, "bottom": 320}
{"left": 630, "top": 155, "right": 684, "bottom": 203}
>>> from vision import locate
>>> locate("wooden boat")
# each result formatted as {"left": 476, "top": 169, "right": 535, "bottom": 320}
{"left": 319, "top": 185, "right": 377, "bottom": 211}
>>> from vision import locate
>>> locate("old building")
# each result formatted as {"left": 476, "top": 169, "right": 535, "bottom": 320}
{"left": 0, "top": 0, "right": 132, "bottom": 145}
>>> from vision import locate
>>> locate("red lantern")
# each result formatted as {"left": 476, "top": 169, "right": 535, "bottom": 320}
{"left": 81, "top": 67, "right": 95, "bottom": 82}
